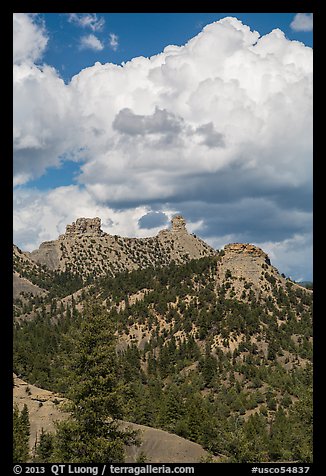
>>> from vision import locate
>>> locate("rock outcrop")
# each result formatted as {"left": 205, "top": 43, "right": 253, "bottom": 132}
{"left": 64, "top": 217, "right": 103, "bottom": 238}
{"left": 27, "top": 216, "right": 216, "bottom": 278}
{"left": 223, "top": 243, "right": 271, "bottom": 264}
{"left": 171, "top": 215, "right": 187, "bottom": 234}
{"left": 13, "top": 274, "right": 47, "bottom": 300}
{"left": 16, "top": 216, "right": 298, "bottom": 306}
{"left": 215, "top": 242, "right": 285, "bottom": 302}
{"left": 29, "top": 240, "right": 61, "bottom": 270}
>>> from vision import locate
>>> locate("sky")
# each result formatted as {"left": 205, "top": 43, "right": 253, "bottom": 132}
{"left": 13, "top": 12, "right": 313, "bottom": 281}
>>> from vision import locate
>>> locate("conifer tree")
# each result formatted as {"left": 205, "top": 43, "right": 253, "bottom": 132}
{"left": 13, "top": 404, "right": 30, "bottom": 462}
{"left": 52, "top": 300, "right": 139, "bottom": 462}
{"left": 34, "top": 429, "right": 54, "bottom": 462}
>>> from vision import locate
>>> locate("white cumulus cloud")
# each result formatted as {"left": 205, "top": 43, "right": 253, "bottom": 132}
{"left": 290, "top": 13, "right": 313, "bottom": 32}
{"left": 13, "top": 13, "right": 48, "bottom": 64}
{"left": 13, "top": 16, "right": 313, "bottom": 279}
{"left": 13, "top": 62, "right": 79, "bottom": 184}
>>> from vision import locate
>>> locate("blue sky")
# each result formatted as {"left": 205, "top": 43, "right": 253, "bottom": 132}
{"left": 13, "top": 13, "right": 313, "bottom": 281}
{"left": 41, "top": 13, "right": 313, "bottom": 83}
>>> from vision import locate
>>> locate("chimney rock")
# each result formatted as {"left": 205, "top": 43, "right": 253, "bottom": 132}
{"left": 65, "top": 217, "right": 103, "bottom": 237}
{"left": 171, "top": 215, "right": 187, "bottom": 234}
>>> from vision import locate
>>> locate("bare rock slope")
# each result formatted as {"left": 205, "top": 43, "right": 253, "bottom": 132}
{"left": 13, "top": 374, "right": 212, "bottom": 463}
{"left": 214, "top": 242, "right": 312, "bottom": 303}
{"left": 215, "top": 242, "right": 275, "bottom": 299}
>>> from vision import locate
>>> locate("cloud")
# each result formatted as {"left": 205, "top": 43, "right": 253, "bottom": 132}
{"left": 68, "top": 13, "right": 105, "bottom": 31}
{"left": 290, "top": 13, "right": 313, "bottom": 32}
{"left": 13, "top": 186, "right": 169, "bottom": 251}
{"left": 13, "top": 62, "right": 79, "bottom": 184}
{"left": 13, "top": 13, "right": 48, "bottom": 64}
{"left": 255, "top": 233, "right": 313, "bottom": 282}
{"left": 109, "top": 33, "right": 119, "bottom": 51}
{"left": 171, "top": 198, "right": 312, "bottom": 243}
{"left": 112, "top": 107, "right": 184, "bottom": 136}
{"left": 195, "top": 122, "right": 225, "bottom": 148}
{"left": 79, "top": 34, "right": 104, "bottom": 51}
{"left": 13, "top": 16, "right": 313, "bottom": 279}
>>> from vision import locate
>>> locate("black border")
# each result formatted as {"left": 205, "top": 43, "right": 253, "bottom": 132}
{"left": 11, "top": 1, "right": 319, "bottom": 13}
{"left": 8, "top": 2, "right": 319, "bottom": 474}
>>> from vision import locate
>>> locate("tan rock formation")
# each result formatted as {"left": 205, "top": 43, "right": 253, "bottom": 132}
{"left": 30, "top": 240, "right": 61, "bottom": 269}
{"left": 215, "top": 241, "right": 284, "bottom": 301}
{"left": 171, "top": 215, "right": 187, "bottom": 233}
{"left": 65, "top": 217, "right": 103, "bottom": 237}
{"left": 224, "top": 243, "right": 270, "bottom": 263}
{"left": 27, "top": 216, "right": 216, "bottom": 278}
{"left": 13, "top": 274, "right": 47, "bottom": 299}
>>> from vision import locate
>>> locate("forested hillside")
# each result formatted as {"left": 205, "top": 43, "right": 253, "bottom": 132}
{"left": 13, "top": 252, "right": 313, "bottom": 463}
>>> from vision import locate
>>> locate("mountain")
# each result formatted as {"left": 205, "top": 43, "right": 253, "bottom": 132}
{"left": 27, "top": 216, "right": 215, "bottom": 280}
{"left": 13, "top": 216, "right": 313, "bottom": 463}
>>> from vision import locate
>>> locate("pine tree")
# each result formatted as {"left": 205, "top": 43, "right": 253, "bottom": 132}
{"left": 52, "top": 300, "right": 139, "bottom": 462}
{"left": 13, "top": 404, "right": 30, "bottom": 462}
{"left": 159, "top": 384, "right": 184, "bottom": 431}
{"left": 269, "top": 407, "right": 290, "bottom": 461}
{"left": 34, "top": 429, "right": 54, "bottom": 462}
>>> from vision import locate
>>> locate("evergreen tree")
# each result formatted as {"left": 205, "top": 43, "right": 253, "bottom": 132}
{"left": 269, "top": 407, "right": 290, "bottom": 461}
{"left": 34, "top": 429, "right": 54, "bottom": 462}
{"left": 13, "top": 404, "right": 30, "bottom": 463}
{"left": 287, "top": 387, "right": 313, "bottom": 462}
{"left": 159, "top": 384, "right": 185, "bottom": 431}
{"left": 52, "top": 300, "right": 139, "bottom": 462}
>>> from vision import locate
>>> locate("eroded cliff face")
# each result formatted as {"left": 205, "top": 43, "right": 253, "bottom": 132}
{"left": 27, "top": 216, "right": 216, "bottom": 279}
{"left": 223, "top": 243, "right": 270, "bottom": 263}
{"left": 157, "top": 215, "right": 214, "bottom": 264}
{"left": 215, "top": 242, "right": 286, "bottom": 302}
{"left": 29, "top": 240, "right": 62, "bottom": 270}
